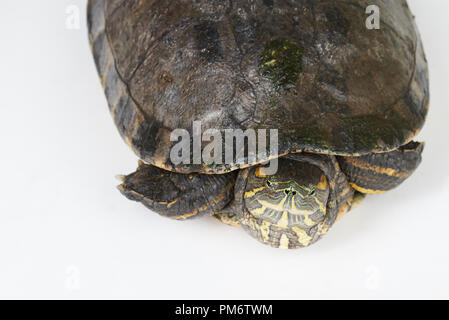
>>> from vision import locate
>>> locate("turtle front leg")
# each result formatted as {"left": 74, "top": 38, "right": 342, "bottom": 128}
{"left": 118, "top": 161, "right": 237, "bottom": 220}
{"left": 337, "top": 141, "right": 424, "bottom": 194}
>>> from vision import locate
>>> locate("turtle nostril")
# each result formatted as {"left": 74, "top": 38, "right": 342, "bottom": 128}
{"left": 285, "top": 189, "right": 297, "bottom": 196}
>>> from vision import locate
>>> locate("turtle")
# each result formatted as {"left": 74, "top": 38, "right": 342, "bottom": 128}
{"left": 88, "top": 0, "right": 429, "bottom": 249}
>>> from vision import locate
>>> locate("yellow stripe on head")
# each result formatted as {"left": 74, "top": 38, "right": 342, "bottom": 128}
{"left": 244, "top": 187, "right": 265, "bottom": 198}
{"left": 257, "top": 198, "right": 289, "bottom": 212}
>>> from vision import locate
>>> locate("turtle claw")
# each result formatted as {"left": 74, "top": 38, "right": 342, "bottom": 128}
{"left": 115, "top": 174, "right": 127, "bottom": 182}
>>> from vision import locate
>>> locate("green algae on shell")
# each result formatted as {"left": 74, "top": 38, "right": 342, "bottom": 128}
{"left": 260, "top": 39, "right": 304, "bottom": 90}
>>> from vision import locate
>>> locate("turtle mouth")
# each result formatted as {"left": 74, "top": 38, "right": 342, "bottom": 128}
{"left": 256, "top": 198, "right": 318, "bottom": 217}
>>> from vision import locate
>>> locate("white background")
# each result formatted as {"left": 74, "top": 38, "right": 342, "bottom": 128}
{"left": 0, "top": 0, "right": 448, "bottom": 300}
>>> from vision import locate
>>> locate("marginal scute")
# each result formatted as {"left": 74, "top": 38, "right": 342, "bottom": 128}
{"left": 337, "top": 141, "right": 424, "bottom": 194}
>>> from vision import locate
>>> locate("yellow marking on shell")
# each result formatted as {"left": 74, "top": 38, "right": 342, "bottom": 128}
{"left": 350, "top": 183, "right": 387, "bottom": 195}
{"left": 344, "top": 157, "right": 410, "bottom": 179}
{"left": 157, "top": 198, "right": 180, "bottom": 208}
{"left": 317, "top": 174, "right": 328, "bottom": 190}
{"left": 101, "top": 52, "right": 112, "bottom": 88}
{"left": 244, "top": 187, "right": 265, "bottom": 198}
{"left": 291, "top": 227, "right": 312, "bottom": 247}
{"left": 173, "top": 199, "right": 215, "bottom": 220}
{"left": 109, "top": 86, "right": 126, "bottom": 116}
{"left": 173, "top": 211, "right": 198, "bottom": 220}
{"left": 279, "top": 234, "right": 290, "bottom": 249}
{"left": 126, "top": 111, "right": 144, "bottom": 148}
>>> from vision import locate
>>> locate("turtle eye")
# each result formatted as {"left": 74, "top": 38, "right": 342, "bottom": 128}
{"left": 266, "top": 180, "right": 272, "bottom": 187}
{"left": 309, "top": 189, "right": 316, "bottom": 196}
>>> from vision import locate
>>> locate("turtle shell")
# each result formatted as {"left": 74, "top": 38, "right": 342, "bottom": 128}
{"left": 88, "top": 0, "right": 429, "bottom": 174}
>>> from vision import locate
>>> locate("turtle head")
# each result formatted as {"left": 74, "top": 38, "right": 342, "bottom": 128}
{"left": 244, "top": 159, "right": 330, "bottom": 229}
